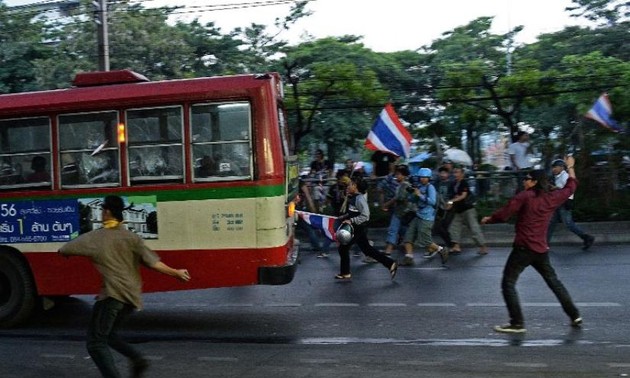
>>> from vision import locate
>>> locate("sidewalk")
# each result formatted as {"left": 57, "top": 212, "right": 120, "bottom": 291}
{"left": 365, "top": 221, "right": 630, "bottom": 248}
{"left": 296, "top": 221, "right": 630, "bottom": 250}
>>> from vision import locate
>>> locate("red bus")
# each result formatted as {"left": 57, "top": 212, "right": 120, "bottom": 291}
{"left": 0, "top": 70, "right": 300, "bottom": 327}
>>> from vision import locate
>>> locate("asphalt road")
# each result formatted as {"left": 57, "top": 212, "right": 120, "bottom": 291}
{"left": 2, "top": 242, "right": 630, "bottom": 377}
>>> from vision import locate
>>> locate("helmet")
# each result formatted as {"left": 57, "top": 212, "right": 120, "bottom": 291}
{"left": 418, "top": 167, "right": 432, "bottom": 178}
{"left": 336, "top": 223, "right": 354, "bottom": 245}
{"left": 551, "top": 159, "right": 566, "bottom": 168}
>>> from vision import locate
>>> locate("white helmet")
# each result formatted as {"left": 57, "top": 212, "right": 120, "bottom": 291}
{"left": 336, "top": 223, "right": 354, "bottom": 245}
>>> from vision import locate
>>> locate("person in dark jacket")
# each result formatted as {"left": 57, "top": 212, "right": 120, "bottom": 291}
{"left": 335, "top": 176, "right": 398, "bottom": 280}
{"left": 481, "top": 156, "right": 582, "bottom": 333}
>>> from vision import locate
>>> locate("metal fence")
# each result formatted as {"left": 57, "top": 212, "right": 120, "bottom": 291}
{"left": 299, "top": 165, "right": 630, "bottom": 222}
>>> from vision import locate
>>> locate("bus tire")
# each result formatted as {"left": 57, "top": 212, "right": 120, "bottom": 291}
{"left": 0, "top": 251, "right": 37, "bottom": 328}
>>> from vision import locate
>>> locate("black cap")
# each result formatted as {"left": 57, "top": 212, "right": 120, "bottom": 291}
{"left": 551, "top": 159, "right": 567, "bottom": 168}
{"left": 101, "top": 195, "right": 125, "bottom": 221}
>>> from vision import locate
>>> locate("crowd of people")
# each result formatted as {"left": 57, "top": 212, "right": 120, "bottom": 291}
{"left": 298, "top": 148, "right": 591, "bottom": 334}
{"left": 298, "top": 149, "right": 491, "bottom": 268}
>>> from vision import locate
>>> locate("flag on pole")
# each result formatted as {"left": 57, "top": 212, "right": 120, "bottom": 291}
{"left": 365, "top": 103, "right": 413, "bottom": 159}
{"left": 296, "top": 211, "right": 338, "bottom": 241}
{"left": 585, "top": 93, "right": 623, "bottom": 133}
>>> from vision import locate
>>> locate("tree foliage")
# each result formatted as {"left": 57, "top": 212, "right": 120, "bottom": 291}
{"left": 0, "top": 2, "right": 50, "bottom": 93}
{"left": 277, "top": 37, "right": 390, "bottom": 158}
{"left": 1, "top": 0, "right": 629, "bottom": 162}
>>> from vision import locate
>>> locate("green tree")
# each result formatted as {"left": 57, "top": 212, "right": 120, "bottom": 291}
{"left": 0, "top": 2, "right": 50, "bottom": 93}
{"left": 566, "top": 0, "right": 629, "bottom": 25}
{"left": 174, "top": 20, "right": 247, "bottom": 77}
{"left": 426, "top": 17, "right": 555, "bottom": 165}
{"left": 33, "top": 1, "right": 195, "bottom": 88}
{"left": 277, "top": 37, "right": 390, "bottom": 158}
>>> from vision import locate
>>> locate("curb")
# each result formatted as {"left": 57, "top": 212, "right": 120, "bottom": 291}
{"left": 366, "top": 221, "right": 630, "bottom": 248}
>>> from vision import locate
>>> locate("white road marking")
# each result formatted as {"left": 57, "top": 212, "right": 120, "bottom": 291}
{"left": 174, "top": 303, "right": 208, "bottom": 308}
{"left": 576, "top": 302, "right": 622, "bottom": 307}
{"left": 215, "top": 303, "right": 255, "bottom": 307}
{"left": 299, "top": 358, "right": 339, "bottom": 364}
{"left": 466, "top": 303, "right": 504, "bottom": 307}
{"left": 398, "top": 360, "right": 444, "bottom": 366}
{"left": 416, "top": 303, "right": 457, "bottom": 307}
{"left": 41, "top": 354, "right": 75, "bottom": 359}
{"left": 264, "top": 303, "right": 303, "bottom": 307}
{"left": 368, "top": 303, "right": 407, "bottom": 307}
{"left": 314, "top": 303, "right": 360, "bottom": 307}
{"left": 608, "top": 363, "right": 630, "bottom": 367}
{"left": 198, "top": 357, "right": 239, "bottom": 362}
{"left": 504, "top": 362, "right": 548, "bottom": 368}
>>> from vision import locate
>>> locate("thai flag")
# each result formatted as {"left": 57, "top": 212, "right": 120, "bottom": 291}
{"left": 585, "top": 93, "right": 623, "bottom": 133}
{"left": 296, "top": 211, "right": 337, "bottom": 241}
{"left": 365, "top": 103, "right": 413, "bottom": 159}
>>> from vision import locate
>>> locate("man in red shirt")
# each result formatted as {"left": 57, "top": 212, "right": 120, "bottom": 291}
{"left": 481, "top": 156, "right": 582, "bottom": 333}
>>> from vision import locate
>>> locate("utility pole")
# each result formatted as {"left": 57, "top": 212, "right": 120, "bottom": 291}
{"left": 93, "top": 0, "right": 110, "bottom": 71}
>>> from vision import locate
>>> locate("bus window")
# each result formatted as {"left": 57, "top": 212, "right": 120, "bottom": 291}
{"left": 0, "top": 117, "right": 51, "bottom": 189}
{"left": 126, "top": 106, "right": 183, "bottom": 183}
{"left": 58, "top": 111, "right": 120, "bottom": 187}
{"left": 190, "top": 102, "right": 252, "bottom": 181}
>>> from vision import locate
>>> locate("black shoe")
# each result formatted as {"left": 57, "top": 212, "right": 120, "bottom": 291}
{"left": 389, "top": 262, "right": 398, "bottom": 280}
{"left": 438, "top": 246, "right": 449, "bottom": 265}
{"left": 582, "top": 235, "right": 595, "bottom": 250}
{"left": 494, "top": 324, "right": 526, "bottom": 334}
{"left": 131, "top": 358, "right": 149, "bottom": 378}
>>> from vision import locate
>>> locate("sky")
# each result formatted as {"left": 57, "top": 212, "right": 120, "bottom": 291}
{"left": 4, "top": 0, "right": 593, "bottom": 52}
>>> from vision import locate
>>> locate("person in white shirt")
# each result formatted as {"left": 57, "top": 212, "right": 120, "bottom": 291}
{"left": 508, "top": 131, "right": 531, "bottom": 170}
{"left": 508, "top": 131, "right": 532, "bottom": 192}
{"left": 546, "top": 159, "right": 595, "bottom": 250}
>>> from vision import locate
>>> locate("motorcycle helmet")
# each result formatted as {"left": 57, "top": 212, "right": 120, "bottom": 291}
{"left": 336, "top": 223, "right": 354, "bottom": 245}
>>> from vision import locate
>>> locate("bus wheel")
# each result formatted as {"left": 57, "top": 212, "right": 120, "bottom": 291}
{"left": 0, "top": 252, "right": 37, "bottom": 328}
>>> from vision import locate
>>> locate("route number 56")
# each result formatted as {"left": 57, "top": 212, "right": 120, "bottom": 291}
{"left": 0, "top": 204, "right": 17, "bottom": 217}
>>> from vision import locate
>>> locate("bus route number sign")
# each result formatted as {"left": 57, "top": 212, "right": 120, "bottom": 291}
{"left": 0, "top": 200, "right": 79, "bottom": 243}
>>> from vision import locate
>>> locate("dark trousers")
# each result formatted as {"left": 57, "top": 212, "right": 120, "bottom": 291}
{"left": 432, "top": 209, "right": 454, "bottom": 248}
{"left": 501, "top": 246, "right": 580, "bottom": 326}
{"left": 338, "top": 225, "right": 395, "bottom": 275}
{"left": 547, "top": 204, "right": 588, "bottom": 244}
{"left": 87, "top": 297, "right": 143, "bottom": 378}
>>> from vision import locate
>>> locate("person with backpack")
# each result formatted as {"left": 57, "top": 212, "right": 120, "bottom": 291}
{"left": 447, "top": 165, "right": 488, "bottom": 255}
{"left": 400, "top": 168, "right": 448, "bottom": 266}
{"left": 383, "top": 164, "right": 414, "bottom": 257}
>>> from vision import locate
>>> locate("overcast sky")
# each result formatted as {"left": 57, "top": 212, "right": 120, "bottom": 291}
{"left": 5, "top": 0, "right": 592, "bottom": 52}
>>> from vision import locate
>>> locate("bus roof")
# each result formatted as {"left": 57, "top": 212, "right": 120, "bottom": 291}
{"left": 0, "top": 71, "right": 282, "bottom": 118}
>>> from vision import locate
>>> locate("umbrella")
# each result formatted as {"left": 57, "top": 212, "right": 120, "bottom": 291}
{"left": 444, "top": 148, "right": 473, "bottom": 166}
{"left": 407, "top": 152, "right": 432, "bottom": 163}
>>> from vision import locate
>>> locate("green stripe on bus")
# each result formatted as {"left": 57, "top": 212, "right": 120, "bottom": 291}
{"left": 1, "top": 184, "right": 285, "bottom": 202}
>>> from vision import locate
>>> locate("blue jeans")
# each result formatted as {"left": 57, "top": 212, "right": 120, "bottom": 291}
{"left": 87, "top": 297, "right": 143, "bottom": 378}
{"left": 547, "top": 204, "right": 588, "bottom": 243}
{"left": 501, "top": 246, "right": 579, "bottom": 326}
{"left": 385, "top": 214, "right": 407, "bottom": 245}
